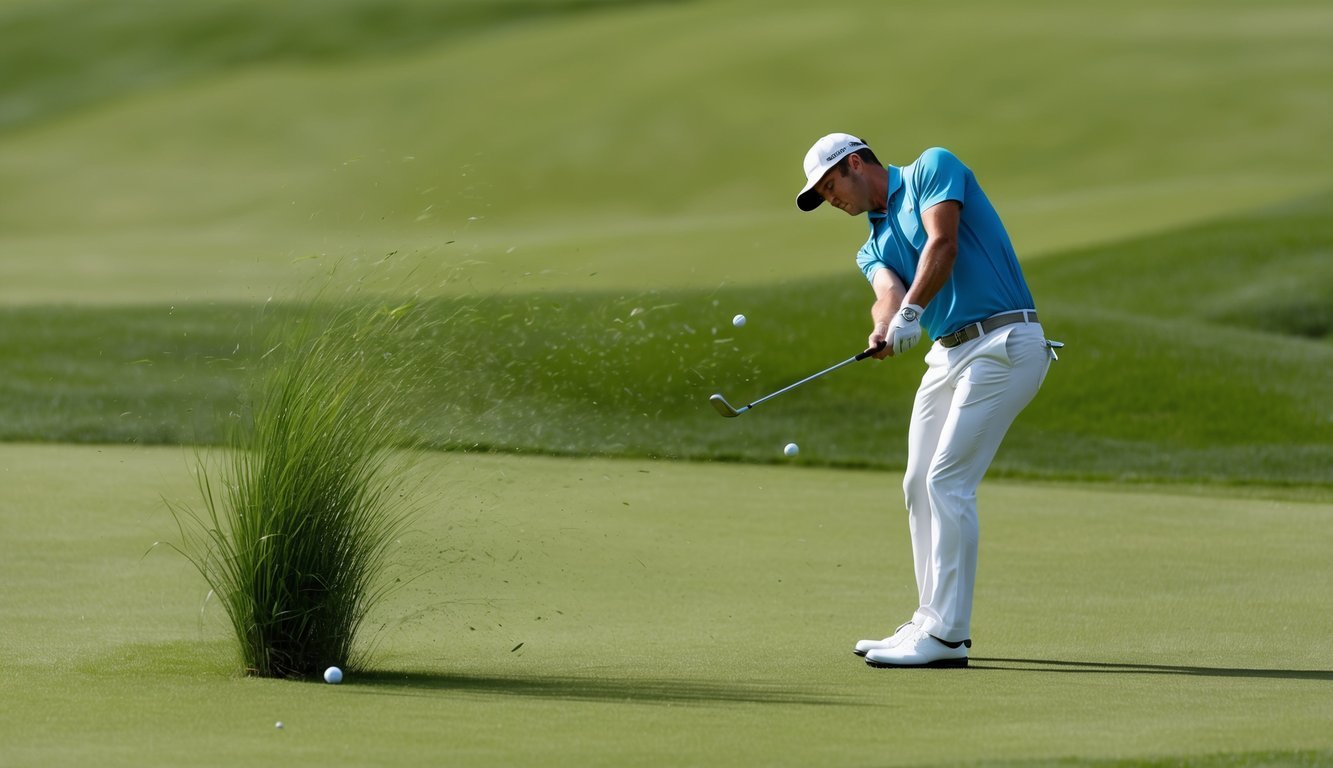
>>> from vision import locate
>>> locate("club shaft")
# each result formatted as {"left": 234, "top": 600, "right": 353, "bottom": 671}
{"left": 746, "top": 354, "right": 861, "bottom": 409}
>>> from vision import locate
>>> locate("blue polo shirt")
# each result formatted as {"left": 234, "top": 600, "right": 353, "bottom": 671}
{"left": 856, "top": 147, "right": 1034, "bottom": 340}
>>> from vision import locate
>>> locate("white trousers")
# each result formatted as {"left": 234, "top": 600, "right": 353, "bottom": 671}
{"left": 904, "top": 320, "right": 1050, "bottom": 643}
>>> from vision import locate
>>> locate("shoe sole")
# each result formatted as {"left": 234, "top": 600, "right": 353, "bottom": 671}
{"left": 865, "top": 657, "right": 969, "bottom": 669}
{"left": 853, "top": 639, "right": 971, "bottom": 658}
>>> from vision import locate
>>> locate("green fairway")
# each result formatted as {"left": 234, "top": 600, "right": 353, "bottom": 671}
{"left": 3, "top": 0, "right": 1333, "bottom": 303}
{"left": 4, "top": 0, "right": 1332, "bottom": 765}
{"left": 3, "top": 191, "right": 1330, "bottom": 488}
{"left": 2, "top": 444, "right": 1330, "bottom": 766}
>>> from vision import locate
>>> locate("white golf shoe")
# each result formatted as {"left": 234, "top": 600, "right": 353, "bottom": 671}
{"left": 853, "top": 621, "right": 917, "bottom": 657}
{"left": 864, "top": 627, "right": 970, "bottom": 668}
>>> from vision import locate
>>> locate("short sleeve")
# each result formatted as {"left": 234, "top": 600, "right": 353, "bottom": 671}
{"left": 914, "top": 147, "right": 968, "bottom": 210}
{"left": 856, "top": 241, "right": 883, "bottom": 283}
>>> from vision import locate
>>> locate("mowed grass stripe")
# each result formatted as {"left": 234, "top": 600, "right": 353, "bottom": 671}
{"left": 2, "top": 1, "right": 1332, "bottom": 303}
{"left": 1, "top": 193, "right": 1329, "bottom": 489}
{"left": 1, "top": 445, "right": 1330, "bottom": 766}
{"left": 0, "top": 0, "right": 666, "bottom": 133}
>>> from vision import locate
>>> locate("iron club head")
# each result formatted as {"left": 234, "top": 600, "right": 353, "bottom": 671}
{"left": 709, "top": 393, "right": 746, "bottom": 418}
{"left": 709, "top": 343, "right": 882, "bottom": 419}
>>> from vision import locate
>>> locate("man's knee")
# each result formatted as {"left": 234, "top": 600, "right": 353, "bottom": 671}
{"left": 925, "top": 465, "right": 978, "bottom": 511}
{"left": 903, "top": 469, "right": 929, "bottom": 512}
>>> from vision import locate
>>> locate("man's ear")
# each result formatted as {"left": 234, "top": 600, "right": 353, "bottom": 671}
{"left": 845, "top": 153, "right": 863, "bottom": 174}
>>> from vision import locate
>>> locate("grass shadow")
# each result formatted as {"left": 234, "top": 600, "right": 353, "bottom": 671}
{"left": 348, "top": 669, "right": 854, "bottom": 707}
{"left": 971, "top": 657, "right": 1333, "bottom": 681}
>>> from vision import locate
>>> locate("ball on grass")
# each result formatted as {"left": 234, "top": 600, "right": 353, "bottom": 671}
{"left": 323, "top": 666, "right": 343, "bottom": 684}
{"left": 732, "top": 314, "right": 747, "bottom": 328}
{"left": 783, "top": 442, "right": 799, "bottom": 457}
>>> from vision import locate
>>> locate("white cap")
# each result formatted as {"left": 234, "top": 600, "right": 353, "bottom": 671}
{"left": 795, "top": 133, "right": 868, "bottom": 211}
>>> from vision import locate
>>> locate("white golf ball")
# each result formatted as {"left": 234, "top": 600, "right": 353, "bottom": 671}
{"left": 275, "top": 721, "right": 284, "bottom": 729}
{"left": 783, "top": 442, "right": 799, "bottom": 457}
{"left": 732, "top": 314, "right": 747, "bottom": 328}
{"left": 323, "top": 666, "right": 343, "bottom": 684}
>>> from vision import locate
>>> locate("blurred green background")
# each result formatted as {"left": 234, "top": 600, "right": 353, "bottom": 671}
{"left": 1, "top": 0, "right": 1330, "bottom": 487}
{"left": 3, "top": 0, "right": 1332, "bottom": 302}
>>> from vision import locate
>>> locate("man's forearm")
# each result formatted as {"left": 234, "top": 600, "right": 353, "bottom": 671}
{"left": 903, "top": 237, "right": 957, "bottom": 310}
{"left": 871, "top": 294, "right": 900, "bottom": 334}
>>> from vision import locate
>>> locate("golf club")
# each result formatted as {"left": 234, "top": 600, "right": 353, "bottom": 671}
{"left": 709, "top": 341, "right": 886, "bottom": 418}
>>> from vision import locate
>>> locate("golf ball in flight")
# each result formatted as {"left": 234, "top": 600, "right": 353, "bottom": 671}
{"left": 784, "top": 442, "right": 799, "bottom": 457}
{"left": 323, "top": 666, "right": 343, "bottom": 684}
{"left": 732, "top": 314, "right": 747, "bottom": 328}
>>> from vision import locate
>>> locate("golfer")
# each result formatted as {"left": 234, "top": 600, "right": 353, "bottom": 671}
{"left": 795, "top": 133, "right": 1057, "bottom": 668}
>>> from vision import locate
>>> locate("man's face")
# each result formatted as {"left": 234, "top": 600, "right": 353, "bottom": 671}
{"left": 816, "top": 157, "right": 870, "bottom": 215}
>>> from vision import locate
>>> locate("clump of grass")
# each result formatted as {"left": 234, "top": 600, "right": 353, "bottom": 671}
{"left": 173, "top": 299, "right": 438, "bottom": 679}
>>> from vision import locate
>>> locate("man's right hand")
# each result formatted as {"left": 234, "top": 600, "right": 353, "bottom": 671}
{"left": 867, "top": 324, "right": 893, "bottom": 359}
{"left": 867, "top": 268, "right": 909, "bottom": 360}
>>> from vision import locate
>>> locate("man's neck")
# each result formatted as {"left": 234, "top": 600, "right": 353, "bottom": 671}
{"left": 869, "top": 165, "right": 889, "bottom": 212}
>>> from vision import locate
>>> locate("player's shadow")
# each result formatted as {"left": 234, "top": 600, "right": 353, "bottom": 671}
{"left": 350, "top": 670, "right": 854, "bottom": 706}
{"left": 970, "top": 657, "right": 1333, "bottom": 681}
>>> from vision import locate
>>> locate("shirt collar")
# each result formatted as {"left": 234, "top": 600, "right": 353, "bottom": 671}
{"left": 867, "top": 165, "right": 902, "bottom": 221}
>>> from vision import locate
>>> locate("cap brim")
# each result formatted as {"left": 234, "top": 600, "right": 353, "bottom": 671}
{"left": 796, "top": 187, "right": 824, "bottom": 211}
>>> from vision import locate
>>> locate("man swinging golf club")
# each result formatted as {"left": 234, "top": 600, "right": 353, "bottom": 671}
{"left": 795, "top": 133, "right": 1057, "bottom": 668}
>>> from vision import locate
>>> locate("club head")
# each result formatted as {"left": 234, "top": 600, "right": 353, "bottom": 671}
{"left": 709, "top": 393, "right": 745, "bottom": 418}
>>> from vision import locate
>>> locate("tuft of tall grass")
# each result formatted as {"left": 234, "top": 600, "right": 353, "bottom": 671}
{"left": 172, "top": 299, "right": 440, "bottom": 678}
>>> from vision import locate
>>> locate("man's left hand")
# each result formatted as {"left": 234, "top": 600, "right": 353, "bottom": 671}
{"left": 888, "top": 304, "right": 924, "bottom": 355}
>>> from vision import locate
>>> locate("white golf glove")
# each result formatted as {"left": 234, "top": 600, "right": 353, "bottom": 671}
{"left": 887, "top": 304, "right": 924, "bottom": 355}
